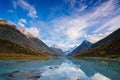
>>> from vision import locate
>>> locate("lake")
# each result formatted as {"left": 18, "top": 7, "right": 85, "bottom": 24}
{"left": 0, "top": 58, "right": 120, "bottom": 80}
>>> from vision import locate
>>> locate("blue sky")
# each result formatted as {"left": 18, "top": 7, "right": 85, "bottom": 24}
{"left": 0, "top": 0, "right": 120, "bottom": 51}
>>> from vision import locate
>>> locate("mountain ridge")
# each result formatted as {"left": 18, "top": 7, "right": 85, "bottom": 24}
{"left": 92, "top": 28, "right": 120, "bottom": 47}
{"left": 0, "top": 20, "right": 57, "bottom": 56}
{"left": 69, "top": 40, "right": 93, "bottom": 56}
{"left": 74, "top": 28, "right": 120, "bottom": 57}
{"left": 50, "top": 46, "right": 64, "bottom": 56}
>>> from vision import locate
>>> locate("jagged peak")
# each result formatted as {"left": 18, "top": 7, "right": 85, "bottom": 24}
{"left": 82, "top": 40, "right": 92, "bottom": 44}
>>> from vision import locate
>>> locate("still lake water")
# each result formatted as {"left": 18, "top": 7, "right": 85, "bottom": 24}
{"left": 0, "top": 58, "right": 120, "bottom": 80}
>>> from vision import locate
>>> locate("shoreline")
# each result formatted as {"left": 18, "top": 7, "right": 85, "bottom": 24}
{"left": 74, "top": 56, "right": 120, "bottom": 62}
{"left": 0, "top": 53, "right": 55, "bottom": 60}
{"left": 0, "top": 53, "right": 120, "bottom": 62}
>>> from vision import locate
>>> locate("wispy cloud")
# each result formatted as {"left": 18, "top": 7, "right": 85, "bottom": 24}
{"left": 79, "top": 5, "right": 87, "bottom": 11}
{"left": 41, "top": 0, "right": 120, "bottom": 50}
{"left": 12, "top": 0, "right": 120, "bottom": 51}
{"left": 43, "top": 39, "right": 80, "bottom": 51}
{"left": 18, "top": 18, "right": 26, "bottom": 27}
{"left": 94, "top": 15, "right": 120, "bottom": 33}
{"left": 8, "top": 10, "right": 14, "bottom": 13}
{"left": 92, "top": 0, "right": 115, "bottom": 17}
{"left": 26, "top": 27, "right": 41, "bottom": 39}
{"left": 50, "top": 16, "right": 88, "bottom": 40}
{"left": 17, "top": 18, "right": 40, "bottom": 39}
{"left": 64, "top": 0, "right": 87, "bottom": 13}
{"left": 13, "top": 0, "right": 38, "bottom": 18}
{"left": 18, "top": 26, "right": 41, "bottom": 39}
{"left": 86, "top": 32, "right": 112, "bottom": 43}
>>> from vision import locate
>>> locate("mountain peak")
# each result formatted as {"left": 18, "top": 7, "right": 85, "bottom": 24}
{"left": 74, "top": 28, "right": 120, "bottom": 57}
{"left": 83, "top": 40, "right": 91, "bottom": 44}
{"left": 0, "top": 20, "right": 7, "bottom": 24}
{"left": 50, "top": 46, "right": 64, "bottom": 56}
{"left": 0, "top": 20, "right": 14, "bottom": 26}
{"left": 68, "top": 40, "right": 93, "bottom": 56}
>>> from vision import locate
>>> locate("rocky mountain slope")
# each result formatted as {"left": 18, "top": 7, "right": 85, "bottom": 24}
{"left": 0, "top": 38, "right": 49, "bottom": 56}
{"left": 0, "top": 20, "right": 57, "bottom": 56}
{"left": 50, "top": 46, "right": 64, "bottom": 56}
{"left": 69, "top": 40, "right": 93, "bottom": 56}
{"left": 74, "top": 28, "right": 120, "bottom": 57}
{"left": 92, "top": 28, "right": 120, "bottom": 47}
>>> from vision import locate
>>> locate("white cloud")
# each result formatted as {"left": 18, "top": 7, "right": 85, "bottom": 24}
{"left": 44, "top": 39, "right": 80, "bottom": 51}
{"left": 8, "top": 10, "right": 14, "bottom": 13}
{"left": 43, "top": 0, "right": 120, "bottom": 50}
{"left": 13, "top": 0, "right": 38, "bottom": 18}
{"left": 18, "top": 22, "right": 25, "bottom": 27}
{"left": 20, "top": 18, "right": 26, "bottom": 23}
{"left": 94, "top": 15, "right": 120, "bottom": 33}
{"left": 18, "top": 26, "right": 41, "bottom": 39}
{"left": 18, "top": 18, "right": 26, "bottom": 27}
{"left": 79, "top": 5, "right": 87, "bottom": 11}
{"left": 17, "top": 19, "right": 40, "bottom": 39}
{"left": 86, "top": 32, "right": 112, "bottom": 43}
{"left": 26, "top": 27, "right": 41, "bottom": 39}
{"left": 15, "top": 0, "right": 120, "bottom": 51}
{"left": 50, "top": 16, "right": 89, "bottom": 41}
{"left": 50, "top": 0, "right": 118, "bottom": 40}
{"left": 64, "top": 0, "right": 76, "bottom": 9}
{"left": 64, "top": 0, "right": 87, "bottom": 12}
{"left": 92, "top": 0, "right": 115, "bottom": 18}
{"left": 13, "top": 1, "right": 17, "bottom": 9}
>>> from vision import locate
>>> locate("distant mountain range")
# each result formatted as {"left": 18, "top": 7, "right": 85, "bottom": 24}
{"left": 64, "top": 46, "right": 77, "bottom": 55}
{"left": 68, "top": 40, "right": 93, "bottom": 56}
{"left": 0, "top": 20, "right": 58, "bottom": 57}
{"left": 1, "top": 20, "right": 120, "bottom": 58}
{"left": 74, "top": 28, "right": 120, "bottom": 57}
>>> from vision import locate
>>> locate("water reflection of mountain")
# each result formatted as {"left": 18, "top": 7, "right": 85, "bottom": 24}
{"left": 70, "top": 58, "right": 120, "bottom": 80}
{"left": 0, "top": 58, "right": 120, "bottom": 80}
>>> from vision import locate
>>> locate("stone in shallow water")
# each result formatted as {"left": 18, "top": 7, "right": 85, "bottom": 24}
{"left": 3, "top": 71, "right": 20, "bottom": 78}
{"left": 11, "top": 71, "right": 20, "bottom": 73}
{"left": 3, "top": 70, "right": 43, "bottom": 80}
{"left": 49, "top": 66, "right": 59, "bottom": 69}
{"left": 28, "top": 75, "right": 41, "bottom": 79}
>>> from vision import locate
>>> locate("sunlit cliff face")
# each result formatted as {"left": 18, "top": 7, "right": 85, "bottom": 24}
{"left": 0, "top": 20, "right": 13, "bottom": 26}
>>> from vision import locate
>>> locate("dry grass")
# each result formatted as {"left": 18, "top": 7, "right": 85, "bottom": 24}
{"left": 0, "top": 53, "right": 52, "bottom": 60}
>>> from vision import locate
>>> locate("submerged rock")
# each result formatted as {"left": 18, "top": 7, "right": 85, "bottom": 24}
{"left": 28, "top": 75, "right": 41, "bottom": 79}
{"left": 3, "top": 70, "right": 42, "bottom": 80}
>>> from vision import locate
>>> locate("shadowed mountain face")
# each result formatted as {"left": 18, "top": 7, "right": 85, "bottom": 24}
{"left": 74, "top": 28, "right": 120, "bottom": 57}
{"left": 0, "top": 38, "right": 50, "bottom": 56}
{"left": 92, "top": 28, "right": 120, "bottom": 47}
{"left": 50, "top": 46, "right": 64, "bottom": 56}
{"left": 69, "top": 40, "right": 93, "bottom": 56}
{"left": 0, "top": 20, "right": 57, "bottom": 56}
